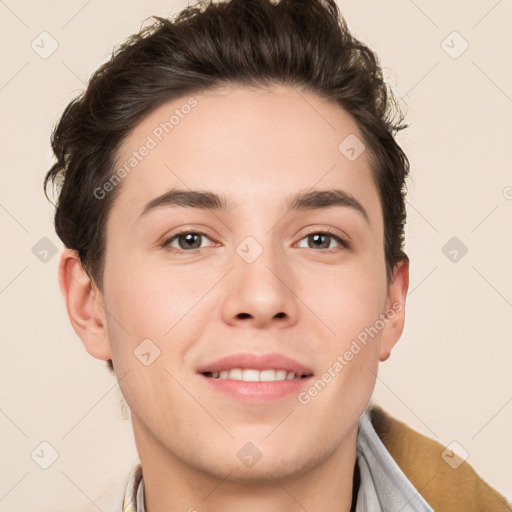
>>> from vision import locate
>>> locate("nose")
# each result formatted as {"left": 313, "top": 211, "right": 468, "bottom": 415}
{"left": 221, "top": 241, "right": 299, "bottom": 329}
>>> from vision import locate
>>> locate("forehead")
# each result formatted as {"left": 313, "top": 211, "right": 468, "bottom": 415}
{"left": 110, "top": 84, "right": 381, "bottom": 227}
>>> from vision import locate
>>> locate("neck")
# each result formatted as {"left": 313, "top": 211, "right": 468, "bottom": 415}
{"left": 132, "top": 416, "right": 359, "bottom": 512}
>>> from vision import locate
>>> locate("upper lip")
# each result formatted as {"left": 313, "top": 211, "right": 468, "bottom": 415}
{"left": 197, "top": 352, "right": 314, "bottom": 376}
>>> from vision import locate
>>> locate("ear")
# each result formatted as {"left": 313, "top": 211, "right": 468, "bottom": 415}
{"left": 379, "top": 257, "right": 409, "bottom": 362}
{"left": 58, "top": 248, "right": 112, "bottom": 361}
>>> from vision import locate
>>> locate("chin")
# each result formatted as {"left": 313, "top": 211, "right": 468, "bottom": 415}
{"left": 206, "top": 456, "right": 319, "bottom": 485}
{"left": 191, "top": 440, "right": 326, "bottom": 485}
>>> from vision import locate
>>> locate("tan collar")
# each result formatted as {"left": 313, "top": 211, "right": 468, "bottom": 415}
{"left": 368, "top": 404, "right": 511, "bottom": 511}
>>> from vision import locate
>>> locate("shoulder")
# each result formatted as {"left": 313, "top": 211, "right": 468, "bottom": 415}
{"left": 368, "top": 404, "right": 511, "bottom": 511}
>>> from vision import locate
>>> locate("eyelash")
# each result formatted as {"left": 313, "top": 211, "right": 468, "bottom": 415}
{"left": 162, "top": 228, "right": 350, "bottom": 254}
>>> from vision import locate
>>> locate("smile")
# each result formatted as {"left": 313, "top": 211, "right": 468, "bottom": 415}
{"left": 203, "top": 368, "right": 312, "bottom": 381}
{"left": 197, "top": 352, "right": 315, "bottom": 402}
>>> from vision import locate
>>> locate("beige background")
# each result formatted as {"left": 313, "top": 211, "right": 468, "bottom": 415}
{"left": 1, "top": 0, "right": 511, "bottom": 510}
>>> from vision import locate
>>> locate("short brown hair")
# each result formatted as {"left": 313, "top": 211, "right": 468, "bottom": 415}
{"left": 44, "top": 0, "right": 410, "bottom": 373}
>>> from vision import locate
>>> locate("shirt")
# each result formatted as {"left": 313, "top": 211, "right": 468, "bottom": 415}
{"left": 122, "top": 408, "right": 434, "bottom": 512}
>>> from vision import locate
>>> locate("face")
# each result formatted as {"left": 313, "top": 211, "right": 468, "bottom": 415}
{"left": 65, "top": 84, "right": 408, "bottom": 483}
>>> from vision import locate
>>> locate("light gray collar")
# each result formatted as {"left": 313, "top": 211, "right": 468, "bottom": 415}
{"left": 355, "top": 409, "right": 433, "bottom": 512}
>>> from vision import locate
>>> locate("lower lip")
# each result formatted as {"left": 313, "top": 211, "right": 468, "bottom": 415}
{"left": 199, "top": 374, "right": 313, "bottom": 403}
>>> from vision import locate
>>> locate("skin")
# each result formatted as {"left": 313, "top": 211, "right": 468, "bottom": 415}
{"left": 59, "top": 84, "right": 409, "bottom": 512}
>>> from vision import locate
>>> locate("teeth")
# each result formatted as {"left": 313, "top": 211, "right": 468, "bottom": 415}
{"left": 243, "top": 369, "right": 261, "bottom": 381}
{"left": 207, "top": 368, "right": 303, "bottom": 381}
{"left": 228, "top": 368, "right": 242, "bottom": 380}
{"left": 275, "top": 370, "right": 287, "bottom": 380}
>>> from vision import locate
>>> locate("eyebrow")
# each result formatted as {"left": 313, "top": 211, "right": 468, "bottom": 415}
{"left": 138, "top": 187, "right": 369, "bottom": 224}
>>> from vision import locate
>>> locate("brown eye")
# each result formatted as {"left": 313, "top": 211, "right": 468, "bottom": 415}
{"left": 164, "top": 231, "right": 214, "bottom": 251}
{"left": 178, "top": 233, "right": 202, "bottom": 249}
{"left": 297, "top": 231, "right": 349, "bottom": 251}
{"left": 307, "top": 233, "right": 330, "bottom": 249}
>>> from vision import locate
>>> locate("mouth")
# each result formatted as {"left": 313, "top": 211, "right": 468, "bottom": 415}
{"left": 202, "top": 368, "right": 312, "bottom": 381}
{"left": 197, "top": 353, "right": 314, "bottom": 402}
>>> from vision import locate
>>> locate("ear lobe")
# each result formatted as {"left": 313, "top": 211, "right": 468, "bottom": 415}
{"left": 379, "top": 257, "right": 409, "bottom": 362}
{"left": 58, "top": 249, "right": 112, "bottom": 361}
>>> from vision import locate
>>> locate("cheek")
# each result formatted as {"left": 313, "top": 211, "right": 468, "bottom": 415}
{"left": 303, "top": 266, "right": 385, "bottom": 406}
{"left": 105, "top": 258, "right": 200, "bottom": 331}
{"left": 102, "top": 259, "right": 216, "bottom": 371}
{"left": 313, "top": 267, "right": 387, "bottom": 341}
{"left": 102, "top": 265, "right": 195, "bottom": 416}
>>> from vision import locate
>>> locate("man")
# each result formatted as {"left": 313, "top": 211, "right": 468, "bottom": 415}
{"left": 44, "top": 0, "right": 510, "bottom": 510}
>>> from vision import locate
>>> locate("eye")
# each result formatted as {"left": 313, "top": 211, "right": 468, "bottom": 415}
{"left": 296, "top": 230, "right": 350, "bottom": 251}
{"left": 163, "top": 231, "right": 216, "bottom": 252}
{"left": 161, "top": 229, "right": 349, "bottom": 254}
